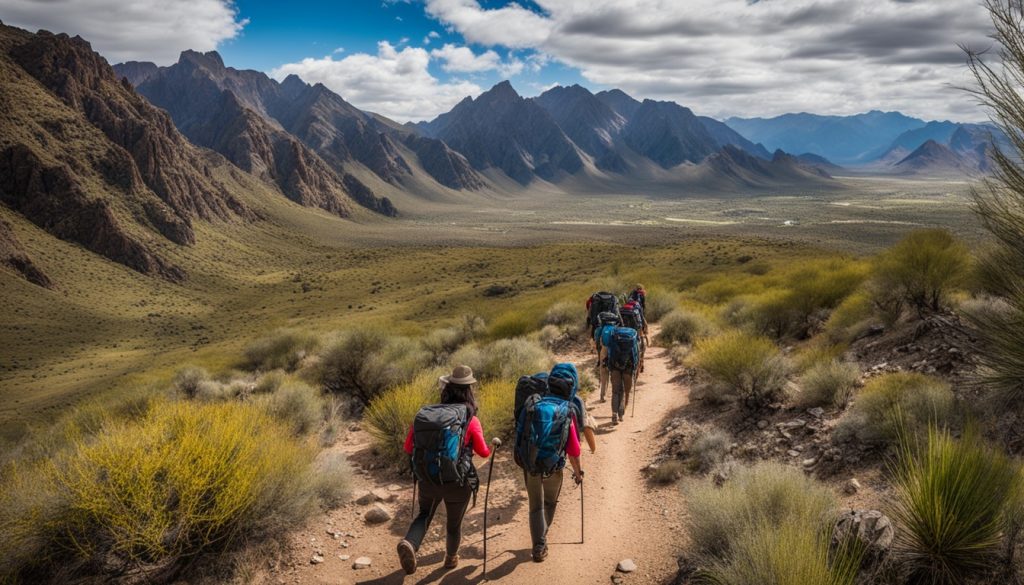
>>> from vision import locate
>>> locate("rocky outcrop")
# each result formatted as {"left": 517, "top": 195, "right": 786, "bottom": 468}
{"left": 533, "top": 84, "right": 628, "bottom": 173}
{"left": 0, "top": 217, "right": 51, "bottom": 288}
{"left": 401, "top": 134, "right": 484, "bottom": 190}
{"left": 623, "top": 100, "right": 722, "bottom": 169}
{"left": 113, "top": 60, "right": 158, "bottom": 85}
{"left": 10, "top": 31, "right": 252, "bottom": 225}
{"left": 0, "top": 145, "right": 184, "bottom": 280}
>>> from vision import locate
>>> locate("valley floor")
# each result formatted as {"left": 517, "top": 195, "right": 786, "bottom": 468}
{"left": 272, "top": 330, "right": 690, "bottom": 585}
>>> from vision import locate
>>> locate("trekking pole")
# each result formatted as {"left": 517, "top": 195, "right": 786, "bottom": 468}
{"left": 483, "top": 437, "right": 502, "bottom": 581}
{"left": 631, "top": 370, "right": 637, "bottom": 418}
{"left": 580, "top": 474, "right": 585, "bottom": 544}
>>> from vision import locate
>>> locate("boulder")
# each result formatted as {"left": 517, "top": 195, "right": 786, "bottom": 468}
{"left": 364, "top": 504, "right": 393, "bottom": 524}
{"left": 617, "top": 559, "right": 637, "bottom": 573}
{"left": 834, "top": 509, "right": 894, "bottom": 555}
{"left": 843, "top": 478, "right": 861, "bottom": 495}
{"left": 354, "top": 490, "right": 376, "bottom": 505}
{"left": 353, "top": 556, "right": 372, "bottom": 569}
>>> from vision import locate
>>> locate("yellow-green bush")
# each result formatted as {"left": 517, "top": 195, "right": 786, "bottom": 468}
{"left": 0, "top": 462, "right": 63, "bottom": 578}
{"left": 312, "top": 451, "right": 353, "bottom": 509}
{"left": 55, "top": 401, "right": 314, "bottom": 567}
{"left": 488, "top": 310, "right": 539, "bottom": 340}
{"left": 872, "top": 228, "right": 971, "bottom": 314}
{"left": 642, "top": 286, "right": 680, "bottom": 322}
{"left": 687, "top": 462, "right": 836, "bottom": 559}
{"left": 690, "top": 330, "right": 790, "bottom": 405}
{"left": 688, "top": 429, "right": 731, "bottom": 473}
{"left": 265, "top": 382, "right": 324, "bottom": 436}
{"left": 421, "top": 315, "right": 486, "bottom": 364}
{"left": 824, "top": 289, "right": 876, "bottom": 342}
{"left": 253, "top": 370, "right": 285, "bottom": 394}
{"left": 657, "top": 308, "right": 718, "bottom": 345}
{"left": 543, "top": 300, "right": 582, "bottom": 328}
{"left": 795, "top": 360, "right": 860, "bottom": 409}
{"left": 836, "top": 372, "right": 955, "bottom": 444}
{"left": 244, "top": 328, "right": 320, "bottom": 372}
{"left": 892, "top": 426, "right": 1020, "bottom": 585}
{"left": 364, "top": 374, "right": 436, "bottom": 464}
{"left": 476, "top": 380, "right": 516, "bottom": 440}
{"left": 172, "top": 366, "right": 209, "bottom": 398}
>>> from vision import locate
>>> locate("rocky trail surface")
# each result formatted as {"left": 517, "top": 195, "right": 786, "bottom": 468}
{"left": 272, "top": 329, "right": 691, "bottom": 585}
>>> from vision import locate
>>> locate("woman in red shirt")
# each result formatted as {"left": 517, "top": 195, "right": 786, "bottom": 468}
{"left": 397, "top": 365, "right": 491, "bottom": 575}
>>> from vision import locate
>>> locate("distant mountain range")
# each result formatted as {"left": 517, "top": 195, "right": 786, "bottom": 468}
{"left": 726, "top": 111, "right": 1006, "bottom": 174}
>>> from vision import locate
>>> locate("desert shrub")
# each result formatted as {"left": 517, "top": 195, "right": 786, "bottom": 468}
{"left": 312, "top": 451, "right": 353, "bottom": 509}
{"left": 253, "top": 370, "right": 285, "bottom": 394}
{"left": 316, "top": 330, "right": 431, "bottom": 409}
{"left": 364, "top": 374, "right": 436, "bottom": 464}
{"left": 244, "top": 329, "right": 320, "bottom": 372}
{"left": 451, "top": 338, "right": 551, "bottom": 382}
{"left": 689, "top": 429, "right": 731, "bottom": 473}
{"left": 578, "top": 368, "right": 597, "bottom": 396}
{"left": 657, "top": 309, "right": 717, "bottom": 345}
{"left": 194, "top": 379, "right": 232, "bottom": 401}
{"left": 963, "top": 292, "right": 1024, "bottom": 412}
{"left": 421, "top": 315, "right": 486, "bottom": 364}
{"left": 872, "top": 229, "right": 971, "bottom": 314}
{"left": 0, "top": 463, "right": 64, "bottom": 579}
{"left": 792, "top": 343, "right": 846, "bottom": 374}
{"left": 476, "top": 380, "right": 517, "bottom": 440}
{"left": 265, "top": 382, "right": 323, "bottom": 436}
{"left": 836, "top": 372, "right": 954, "bottom": 444}
{"left": 488, "top": 310, "right": 538, "bottom": 340}
{"left": 824, "top": 289, "right": 877, "bottom": 342}
{"left": 695, "top": 274, "right": 767, "bottom": 304}
{"left": 667, "top": 344, "right": 690, "bottom": 368}
{"left": 650, "top": 460, "right": 686, "bottom": 484}
{"left": 687, "top": 462, "right": 835, "bottom": 560}
{"left": 701, "top": 520, "right": 862, "bottom": 585}
{"left": 690, "top": 331, "right": 790, "bottom": 406}
{"left": 892, "top": 426, "right": 1020, "bottom": 585}
{"left": 643, "top": 286, "right": 680, "bottom": 322}
{"left": 173, "top": 366, "right": 209, "bottom": 398}
{"left": 537, "top": 324, "right": 567, "bottom": 349}
{"left": 543, "top": 300, "right": 582, "bottom": 328}
{"left": 796, "top": 360, "right": 860, "bottom": 409}
{"left": 52, "top": 401, "right": 315, "bottom": 570}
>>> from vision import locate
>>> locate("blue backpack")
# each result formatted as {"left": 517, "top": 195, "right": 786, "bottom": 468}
{"left": 514, "top": 363, "right": 578, "bottom": 476}
{"left": 410, "top": 404, "right": 470, "bottom": 486}
{"left": 607, "top": 327, "right": 639, "bottom": 372}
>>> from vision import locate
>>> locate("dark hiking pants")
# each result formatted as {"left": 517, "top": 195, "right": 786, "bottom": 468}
{"left": 524, "top": 469, "right": 564, "bottom": 546}
{"left": 404, "top": 482, "right": 473, "bottom": 557}
{"left": 610, "top": 368, "right": 635, "bottom": 417}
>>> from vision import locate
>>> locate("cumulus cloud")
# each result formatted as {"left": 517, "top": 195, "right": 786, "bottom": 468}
{"left": 271, "top": 41, "right": 481, "bottom": 122}
{"left": 2, "top": 0, "right": 245, "bottom": 64}
{"left": 423, "top": 30, "right": 441, "bottom": 44}
{"left": 430, "top": 43, "right": 523, "bottom": 75}
{"left": 423, "top": 0, "right": 994, "bottom": 120}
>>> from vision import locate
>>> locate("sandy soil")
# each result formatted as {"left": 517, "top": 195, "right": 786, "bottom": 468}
{"left": 271, "top": 330, "right": 692, "bottom": 585}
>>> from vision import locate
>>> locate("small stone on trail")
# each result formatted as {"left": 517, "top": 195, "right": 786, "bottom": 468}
{"left": 364, "top": 504, "right": 392, "bottom": 524}
{"left": 611, "top": 575, "right": 624, "bottom": 584}
{"left": 339, "top": 554, "right": 350, "bottom": 561}
{"left": 354, "top": 491, "right": 375, "bottom": 505}
{"left": 353, "top": 557, "right": 372, "bottom": 569}
{"left": 387, "top": 483, "right": 403, "bottom": 491}
{"left": 844, "top": 478, "right": 861, "bottom": 495}
{"left": 617, "top": 559, "right": 637, "bottom": 573}
{"left": 807, "top": 407, "right": 825, "bottom": 419}
{"left": 310, "top": 554, "right": 324, "bottom": 565}
{"left": 802, "top": 457, "right": 817, "bottom": 468}
{"left": 787, "top": 450, "right": 800, "bottom": 457}
{"left": 371, "top": 489, "right": 395, "bottom": 502}
{"left": 757, "top": 420, "right": 769, "bottom": 429}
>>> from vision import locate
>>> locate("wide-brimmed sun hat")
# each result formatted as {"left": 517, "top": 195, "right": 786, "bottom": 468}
{"left": 439, "top": 364, "right": 477, "bottom": 386}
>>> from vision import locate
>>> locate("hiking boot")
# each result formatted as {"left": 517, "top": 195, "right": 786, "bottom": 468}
{"left": 397, "top": 539, "right": 417, "bottom": 575}
{"left": 444, "top": 554, "right": 459, "bottom": 570}
{"left": 532, "top": 544, "right": 548, "bottom": 562}
{"left": 611, "top": 413, "right": 618, "bottom": 424}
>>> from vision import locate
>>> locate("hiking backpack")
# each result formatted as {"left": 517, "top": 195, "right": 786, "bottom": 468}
{"left": 410, "top": 404, "right": 471, "bottom": 486}
{"left": 514, "top": 373, "right": 549, "bottom": 422}
{"left": 620, "top": 306, "right": 644, "bottom": 332}
{"left": 598, "top": 311, "right": 621, "bottom": 326}
{"left": 629, "top": 288, "right": 647, "bottom": 312}
{"left": 606, "top": 327, "right": 639, "bottom": 372}
{"left": 514, "top": 364, "right": 578, "bottom": 476}
{"left": 588, "top": 292, "right": 619, "bottom": 328}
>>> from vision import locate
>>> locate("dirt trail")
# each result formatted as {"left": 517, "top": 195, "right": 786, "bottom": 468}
{"left": 276, "top": 331, "right": 691, "bottom": 585}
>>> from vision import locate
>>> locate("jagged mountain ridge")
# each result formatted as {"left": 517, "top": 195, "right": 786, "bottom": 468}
{"left": 118, "top": 51, "right": 482, "bottom": 197}
{"left": 0, "top": 24, "right": 266, "bottom": 283}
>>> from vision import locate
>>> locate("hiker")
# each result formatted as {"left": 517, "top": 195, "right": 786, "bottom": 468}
{"left": 593, "top": 311, "right": 620, "bottom": 402}
{"left": 628, "top": 284, "right": 647, "bottom": 313}
{"left": 514, "top": 363, "right": 585, "bottom": 562}
{"left": 620, "top": 298, "right": 648, "bottom": 373}
{"left": 397, "top": 365, "right": 493, "bottom": 575}
{"left": 606, "top": 326, "right": 640, "bottom": 424}
{"left": 586, "top": 291, "right": 620, "bottom": 341}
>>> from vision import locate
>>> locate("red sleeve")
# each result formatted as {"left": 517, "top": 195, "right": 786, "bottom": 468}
{"left": 465, "top": 416, "right": 491, "bottom": 458}
{"left": 586, "top": 297, "right": 592, "bottom": 310}
{"left": 403, "top": 425, "right": 414, "bottom": 455}
{"left": 566, "top": 419, "right": 581, "bottom": 458}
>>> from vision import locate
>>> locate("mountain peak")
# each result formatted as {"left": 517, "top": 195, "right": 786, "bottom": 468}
{"left": 483, "top": 80, "right": 520, "bottom": 100}
{"left": 179, "top": 49, "right": 224, "bottom": 71}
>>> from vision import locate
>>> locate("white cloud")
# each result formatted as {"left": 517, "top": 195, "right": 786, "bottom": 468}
{"left": 271, "top": 41, "right": 481, "bottom": 122}
{"left": 423, "top": 0, "right": 994, "bottom": 121}
{"left": 423, "top": 30, "right": 441, "bottom": 45}
{"left": 430, "top": 43, "right": 523, "bottom": 76}
{"left": 2, "top": 0, "right": 245, "bottom": 64}
{"left": 333, "top": 47, "right": 345, "bottom": 54}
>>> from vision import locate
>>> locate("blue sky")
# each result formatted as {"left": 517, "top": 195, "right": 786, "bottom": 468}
{"left": 2, "top": 0, "right": 995, "bottom": 122}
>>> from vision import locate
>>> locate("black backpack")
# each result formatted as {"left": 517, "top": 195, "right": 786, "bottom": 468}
{"left": 514, "top": 373, "right": 550, "bottom": 421}
{"left": 410, "top": 404, "right": 471, "bottom": 486}
{"left": 588, "top": 292, "right": 619, "bottom": 327}
{"left": 607, "top": 327, "right": 639, "bottom": 371}
{"left": 620, "top": 306, "right": 643, "bottom": 331}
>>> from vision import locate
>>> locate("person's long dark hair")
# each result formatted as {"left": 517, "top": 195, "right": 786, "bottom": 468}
{"left": 441, "top": 382, "right": 478, "bottom": 417}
